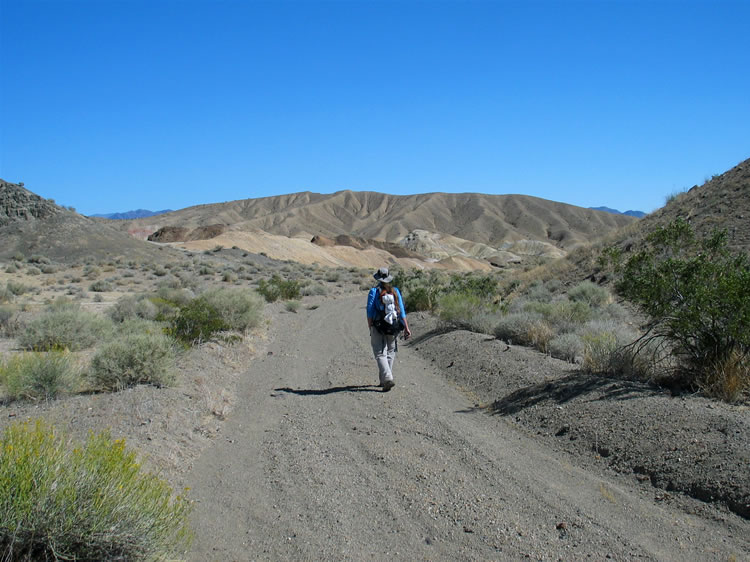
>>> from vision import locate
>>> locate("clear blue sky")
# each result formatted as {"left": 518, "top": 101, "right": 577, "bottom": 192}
{"left": 1, "top": 0, "right": 748, "bottom": 216}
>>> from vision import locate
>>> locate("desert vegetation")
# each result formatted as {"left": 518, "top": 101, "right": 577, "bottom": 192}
{"left": 604, "top": 218, "right": 750, "bottom": 401}
{"left": 0, "top": 420, "right": 192, "bottom": 560}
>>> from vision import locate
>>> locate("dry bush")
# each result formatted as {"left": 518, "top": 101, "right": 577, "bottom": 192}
{"left": 548, "top": 333, "right": 584, "bottom": 363}
{"left": 20, "top": 301, "right": 113, "bottom": 351}
{"left": 699, "top": 349, "right": 750, "bottom": 403}
{"left": 0, "top": 352, "right": 79, "bottom": 402}
{"left": 88, "top": 330, "right": 176, "bottom": 391}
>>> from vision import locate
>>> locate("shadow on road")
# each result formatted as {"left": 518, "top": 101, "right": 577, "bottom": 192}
{"left": 485, "top": 373, "right": 663, "bottom": 416}
{"left": 274, "top": 385, "right": 382, "bottom": 396}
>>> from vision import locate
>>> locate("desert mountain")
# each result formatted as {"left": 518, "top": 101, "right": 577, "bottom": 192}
{"left": 589, "top": 206, "right": 646, "bottom": 218}
{"left": 91, "top": 209, "right": 173, "bottom": 220}
{"left": 115, "top": 191, "right": 636, "bottom": 269}
{"left": 0, "top": 180, "right": 179, "bottom": 262}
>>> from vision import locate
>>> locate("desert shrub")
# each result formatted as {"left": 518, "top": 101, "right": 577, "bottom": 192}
{"left": 524, "top": 300, "right": 592, "bottom": 332}
{"left": 5, "top": 262, "right": 19, "bottom": 273}
{"left": 0, "top": 305, "right": 20, "bottom": 336}
{"left": 549, "top": 333, "right": 584, "bottom": 363}
{"left": 405, "top": 287, "right": 433, "bottom": 312}
{"left": 167, "top": 298, "right": 228, "bottom": 345}
{"left": 301, "top": 282, "right": 328, "bottom": 297}
{"left": 89, "top": 331, "right": 176, "bottom": 390}
{"left": 608, "top": 218, "right": 750, "bottom": 399}
{"left": 698, "top": 349, "right": 750, "bottom": 403}
{"left": 447, "top": 273, "right": 498, "bottom": 299}
{"left": 257, "top": 276, "right": 300, "bottom": 302}
{"left": 199, "top": 287, "right": 263, "bottom": 332}
{"left": 0, "top": 420, "right": 192, "bottom": 560}
{"left": 392, "top": 269, "right": 448, "bottom": 312}
{"left": 83, "top": 265, "right": 100, "bottom": 279}
{"left": 6, "top": 280, "right": 30, "bottom": 296}
{"left": 20, "top": 301, "right": 113, "bottom": 351}
{"left": 0, "top": 352, "right": 78, "bottom": 401}
{"left": 567, "top": 281, "right": 610, "bottom": 307}
{"left": 222, "top": 270, "right": 237, "bottom": 283}
{"left": 578, "top": 320, "right": 639, "bottom": 374}
{"left": 325, "top": 271, "right": 340, "bottom": 283}
{"left": 437, "top": 292, "right": 483, "bottom": 331}
{"left": 89, "top": 279, "right": 113, "bottom": 292}
{"left": 27, "top": 255, "right": 50, "bottom": 265}
{"left": 526, "top": 283, "right": 553, "bottom": 303}
{"left": 155, "top": 286, "right": 194, "bottom": 305}
{"left": 40, "top": 264, "right": 57, "bottom": 274}
{"left": 153, "top": 266, "right": 168, "bottom": 277}
{"left": 109, "top": 294, "right": 158, "bottom": 323}
{"left": 493, "top": 312, "right": 544, "bottom": 345}
{"left": 285, "top": 300, "right": 300, "bottom": 313}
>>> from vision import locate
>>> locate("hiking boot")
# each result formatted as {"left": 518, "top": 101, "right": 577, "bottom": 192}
{"left": 382, "top": 380, "right": 395, "bottom": 392}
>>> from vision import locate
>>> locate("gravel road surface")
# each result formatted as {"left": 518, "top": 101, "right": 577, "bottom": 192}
{"left": 187, "top": 295, "right": 749, "bottom": 561}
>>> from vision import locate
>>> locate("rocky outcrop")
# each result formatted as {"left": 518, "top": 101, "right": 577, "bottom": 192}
{"left": 148, "top": 224, "right": 228, "bottom": 243}
{"left": 0, "top": 180, "right": 60, "bottom": 226}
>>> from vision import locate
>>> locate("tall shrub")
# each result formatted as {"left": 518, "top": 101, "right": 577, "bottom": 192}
{"left": 608, "top": 218, "right": 750, "bottom": 398}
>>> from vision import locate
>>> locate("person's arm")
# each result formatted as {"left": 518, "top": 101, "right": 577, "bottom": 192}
{"left": 396, "top": 288, "right": 412, "bottom": 338}
{"left": 366, "top": 288, "right": 377, "bottom": 328}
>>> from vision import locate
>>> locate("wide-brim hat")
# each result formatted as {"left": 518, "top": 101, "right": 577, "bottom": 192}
{"left": 373, "top": 267, "right": 393, "bottom": 284}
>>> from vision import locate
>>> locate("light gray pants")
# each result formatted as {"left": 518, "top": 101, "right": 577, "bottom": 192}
{"left": 370, "top": 328, "right": 396, "bottom": 384}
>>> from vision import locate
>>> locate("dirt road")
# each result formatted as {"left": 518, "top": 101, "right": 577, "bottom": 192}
{"left": 187, "top": 295, "right": 749, "bottom": 561}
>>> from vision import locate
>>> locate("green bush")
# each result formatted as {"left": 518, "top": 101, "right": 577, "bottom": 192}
{"left": 6, "top": 280, "right": 30, "bottom": 297}
{"left": 20, "top": 301, "right": 113, "bottom": 351}
{"left": 0, "top": 352, "right": 78, "bottom": 401}
{"left": 437, "top": 292, "right": 483, "bottom": 330}
{"left": 524, "top": 300, "right": 592, "bottom": 332}
{"left": 0, "top": 420, "right": 192, "bottom": 560}
{"left": 200, "top": 287, "right": 264, "bottom": 332}
{"left": 89, "top": 279, "right": 113, "bottom": 292}
{"left": 404, "top": 287, "right": 433, "bottom": 312}
{"left": 257, "top": 276, "right": 300, "bottom": 302}
{"left": 285, "top": 300, "right": 300, "bottom": 313}
{"left": 109, "top": 294, "right": 158, "bottom": 323}
{"left": 608, "top": 218, "right": 750, "bottom": 399}
{"left": 168, "top": 298, "right": 228, "bottom": 345}
{"left": 567, "top": 281, "right": 610, "bottom": 307}
{"left": 89, "top": 331, "right": 176, "bottom": 391}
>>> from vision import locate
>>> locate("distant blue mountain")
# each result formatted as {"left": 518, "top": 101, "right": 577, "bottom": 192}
{"left": 589, "top": 206, "right": 646, "bottom": 219}
{"left": 91, "top": 209, "right": 173, "bottom": 220}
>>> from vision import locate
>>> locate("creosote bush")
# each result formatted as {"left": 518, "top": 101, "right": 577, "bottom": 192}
{"left": 607, "top": 218, "right": 750, "bottom": 400}
{"left": 167, "top": 298, "right": 228, "bottom": 345}
{"left": 257, "top": 275, "right": 300, "bottom": 302}
{"left": 20, "top": 300, "right": 113, "bottom": 351}
{"left": 0, "top": 352, "right": 78, "bottom": 402}
{"left": 0, "top": 420, "right": 192, "bottom": 560}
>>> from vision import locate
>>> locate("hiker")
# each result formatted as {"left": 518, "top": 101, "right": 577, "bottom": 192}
{"left": 367, "top": 267, "right": 411, "bottom": 392}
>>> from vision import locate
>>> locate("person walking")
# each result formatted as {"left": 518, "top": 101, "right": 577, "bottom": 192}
{"left": 367, "top": 267, "right": 411, "bottom": 392}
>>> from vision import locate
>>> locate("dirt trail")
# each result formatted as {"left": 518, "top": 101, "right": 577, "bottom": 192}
{"left": 187, "top": 295, "right": 749, "bottom": 561}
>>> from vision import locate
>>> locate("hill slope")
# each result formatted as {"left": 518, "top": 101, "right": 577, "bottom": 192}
{"left": 116, "top": 191, "right": 635, "bottom": 264}
{"left": 0, "top": 180, "right": 180, "bottom": 262}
